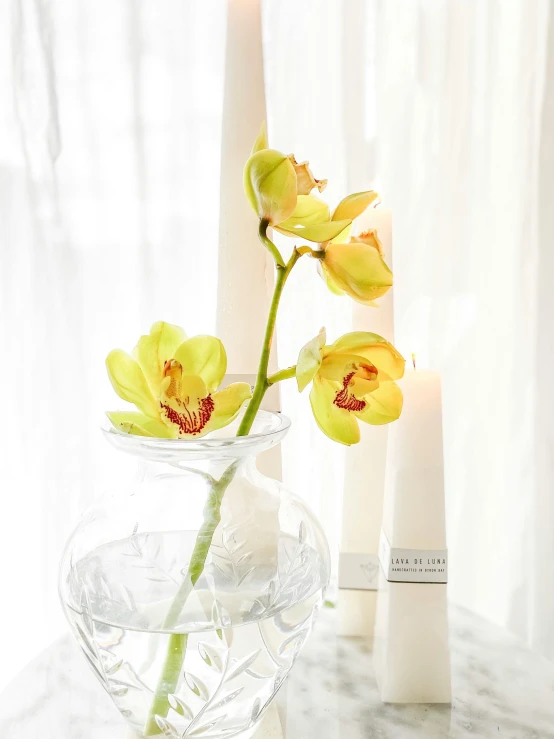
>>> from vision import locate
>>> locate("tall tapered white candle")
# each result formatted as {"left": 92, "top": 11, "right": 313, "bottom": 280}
{"left": 216, "top": 0, "right": 281, "bottom": 480}
{"left": 217, "top": 0, "right": 275, "bottom": 375}
{"left": 338, "top": 207, "right": 394, "bottom": 637}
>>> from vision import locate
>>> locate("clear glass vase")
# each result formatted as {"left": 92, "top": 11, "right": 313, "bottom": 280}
{"left": 59, "top": 411, "right": 330, "bottom": 738}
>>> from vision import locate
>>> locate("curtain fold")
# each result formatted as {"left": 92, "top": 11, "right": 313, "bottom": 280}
{"left": 1, "top": 0, "right": 554, "bottom": 693}
{"left": 365, "top": 0, "right": 553, "bottom": 657}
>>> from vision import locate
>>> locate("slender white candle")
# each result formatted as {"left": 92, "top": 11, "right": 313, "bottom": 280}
{"left": 217, "top": 0, "right": 276, "bottom": 376}
{"left": 338, "top": 207, "right": 393, "bottom": 637}
{"left": 383, "top": 366, "right": 446, "bottom": 549}
{"left": 374, "top": 364, "right": 451, "bottom": 703}
{"left": 217, "top": 0, "right": 281, "bottom": 480}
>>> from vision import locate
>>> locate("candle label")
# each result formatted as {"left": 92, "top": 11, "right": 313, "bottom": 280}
{"left": 379, "top": 531, "right": 448, "bottom": 584}
{"left": 338, "top": 552, "right": 380, "bottom": 591}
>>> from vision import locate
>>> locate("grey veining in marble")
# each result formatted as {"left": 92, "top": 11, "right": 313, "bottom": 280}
{"left": 1, "top": 604, "right": 553, "bottom": 738}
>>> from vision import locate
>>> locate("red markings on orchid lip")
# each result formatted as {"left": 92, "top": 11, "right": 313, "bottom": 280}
{"left": 161, "top": 395, "right": 215, "bottom": 436}
{"left": 333, "top": 371, "right": 367, "bottom": 412}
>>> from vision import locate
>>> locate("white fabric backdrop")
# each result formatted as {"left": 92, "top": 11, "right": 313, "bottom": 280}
{"left": 1, "top": 0, "right": 554, "bottom": 690}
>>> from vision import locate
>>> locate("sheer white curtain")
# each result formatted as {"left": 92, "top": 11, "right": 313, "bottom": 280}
{"left": 268, "top": 0, "right": 554, "bottom": 661}
{"left": 1, "top": 0, "right": 554, "bottom": 691}
{"left": 1, "top": 0, "right": 227, "bottom": 687}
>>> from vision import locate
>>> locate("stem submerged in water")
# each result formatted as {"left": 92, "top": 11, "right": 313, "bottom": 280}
{"left": 143, "top": 633, "right": 187, "bottom": 736}
{"left": 143, "top": 462, "right": 237, "bottom": 735}
{"left": 143, "top": 225, "right": 301, "bottom": 736}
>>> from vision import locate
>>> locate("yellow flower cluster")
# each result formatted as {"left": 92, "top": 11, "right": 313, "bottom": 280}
{"left": 106, "top": 125, "right": 405, "bottom": 446}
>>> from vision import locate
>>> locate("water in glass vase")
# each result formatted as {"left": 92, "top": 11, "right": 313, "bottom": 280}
{"left": 62, "top": 530, "right": 327, "bottom": 738}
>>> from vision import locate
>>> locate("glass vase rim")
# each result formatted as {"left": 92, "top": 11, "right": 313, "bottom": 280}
{"left": 101, "top": 409, "right": 291, "bottom": 463}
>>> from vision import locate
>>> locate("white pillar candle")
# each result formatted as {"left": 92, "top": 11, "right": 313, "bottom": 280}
{"left": 373, "top": 366, "right": 451, "bottom": 703}
{"left": 383, "top": 368, "right": 446, "bottom": 549}
{"left": 338, "top": 208, "right": 393, "bottom": 638}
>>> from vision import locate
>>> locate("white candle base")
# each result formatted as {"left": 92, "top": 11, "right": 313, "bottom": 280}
{"left": 337, "top": 590, "right": 377, "bottom": 639}
{"left": 373, "top": 573, "right": 451, "bottom": 703}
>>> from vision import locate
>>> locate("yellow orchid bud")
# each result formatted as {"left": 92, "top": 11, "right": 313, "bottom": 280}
{"left": 288, "top": 155, "right": 327, "bottom": 195}
{"left": 320, "top": 241, "right": 393, "bottom": 305}
{"left": 243, "top": 148, "right": 298, "bottom": 225}
{"left": 355, "top": 228, "right": 384, "bottom": 256}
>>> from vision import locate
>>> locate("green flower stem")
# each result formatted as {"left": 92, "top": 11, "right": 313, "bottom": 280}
{"left": 143, "top": 227, "right": 302, "bottom": 736}
{"left": 237, "top": 245, "right": 301, "bottom": 436}
{"left": 267, "top": 365, "right": 297, "bottom": 386}
{"left": 296, "top": 245, "right": 326, "bottom": 259}
{"left": 258, "top": 218, "right": 285, "bottom": 267}
{"left": 161, "top": 461, "right": 239, "bottom": 630}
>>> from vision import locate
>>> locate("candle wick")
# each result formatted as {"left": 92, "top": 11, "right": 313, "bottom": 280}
{"left": 411, "top": 353, "right": 416, "bottom": 370}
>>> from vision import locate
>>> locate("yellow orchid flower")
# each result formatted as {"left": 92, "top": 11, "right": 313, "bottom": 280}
{"left": 297, "top": 329, "right": 405, "bottom": 445}
{"left": 313, "top": 190, "right": 392, "bottom": 305}
{"left": 106, "top": 322, "right": 251, "bottom": 439}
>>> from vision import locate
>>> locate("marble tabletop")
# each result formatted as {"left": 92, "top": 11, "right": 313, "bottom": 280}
{"left": 1, "top": 604, "right": 553, "bottom": 738}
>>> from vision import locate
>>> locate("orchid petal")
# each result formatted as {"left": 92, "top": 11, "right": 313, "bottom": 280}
{"left": 133, "top": 321, "right": 187, "bottom": 396}
{"left": 206, "top": 382, "right": 252, "bottom": 432}
{"left": 278, "top": 218, "right": 352, "bottom": 243}
{"left": 326, "top": 332, "right": 405, "bottom": 380}
{"left": 251, "top": 121, "right": 268, "bottom": 154}
{"left": 296, "top": 327, "right": 326, "bottom": 392}
{"left": 317, "top": 261, "right": 346, "bottom": 296}
{"left": 309, "top": 377, "right": 360, "bottom": 446}
{"left": 322, "top": 242, "right": 392, "bottom": 303}
{"left": 288, "top": 155, "right": 327, "bottom": 195}
{"left": 243, "top": 149, "right": 297, "bottom": 225}
{"left": 330, "top": 222, "right": 352, "bottom": 244}
{"left": 332, "top": 190, "right": 380, "bottom": 222}
{"left": 159, "top": 374, "right": 213, "bottom": 438}
{"left": 174, "top": 336, "right": 227, "bottom": 393}
{"left": 106, "top": 411, "right": 174, "bottom": 438}
{"left": 276, "top": 195, "right": 330, "bottom": 230}
{"left": 354, "top": 380, "right": 403, "bottom": 425}
{"left": 356, "top": 229, "right": 384, "bottom": 256}
{"left": 106, "top": 350, "right": 159, "bottom": 419}
{"left": 319, "top": 352, "right": 380, "bottom": 397}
